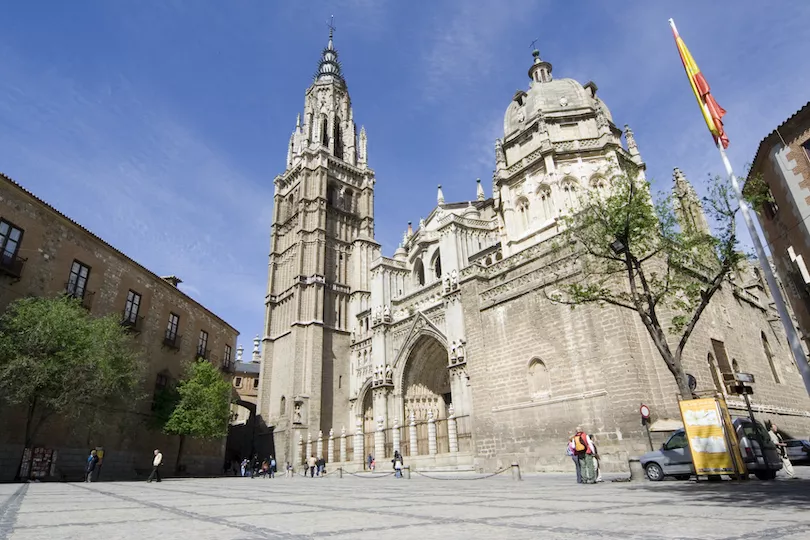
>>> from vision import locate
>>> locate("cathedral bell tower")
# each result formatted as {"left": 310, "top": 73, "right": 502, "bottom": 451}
{"left": 258, "top": 27, "right": 380, "bottom": 465}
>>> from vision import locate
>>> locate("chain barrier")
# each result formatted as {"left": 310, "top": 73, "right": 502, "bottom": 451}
{"left": 410, "top": 467, "right": 511, "bottom": 481}
{"left": 343, "top": 469, "right": 396, "bottom": 479}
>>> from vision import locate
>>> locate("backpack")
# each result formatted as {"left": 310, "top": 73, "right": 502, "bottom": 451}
{"left": 574, "top": 433, "right": 588, "bottom": 453}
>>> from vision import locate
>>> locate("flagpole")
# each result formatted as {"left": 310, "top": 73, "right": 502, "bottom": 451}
{"left": 716, "top": 140, "right": 810, "bottom": 396}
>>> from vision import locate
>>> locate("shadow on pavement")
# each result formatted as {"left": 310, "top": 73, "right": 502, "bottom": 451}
{"left": 630, "top": 478, "right": 810, "bottom": 508}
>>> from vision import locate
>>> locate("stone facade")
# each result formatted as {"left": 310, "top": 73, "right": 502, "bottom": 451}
{"left": 746, "top": 103, "right": 810, "bottom": 350}
{"left": 0, "top": 173, "right": 238, "bottom": 481}
{"left": 229, "top": 338, "right": 262, "bottom": 426}
{"left": 259, "top": 37, "right": 810, "bottom": 472}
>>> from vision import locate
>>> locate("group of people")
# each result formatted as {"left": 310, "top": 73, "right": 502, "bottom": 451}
{"left": 364, "top": 452, "right": 404, "bottom": 477}
{"left": 233, "top": 454, "right": 293, "bottom": 478}
{"left": 568, "top": 427, "right": 603, "bottom": 484}
{"left": 306, "top": 455, "right": 328, "bottom": 477}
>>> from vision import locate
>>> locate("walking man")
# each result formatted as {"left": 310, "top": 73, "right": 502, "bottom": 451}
{"left": 768, "top": 424, "right": 795, "bottom": 478}
{"left": 85, "top": 449, "right": 99, "bottom": 482}
{"left": 147, "top": 449, "right": 163, "bottom": 483}
{"left": 572, "top": 427, "right": 596, "bottom": 484}
{"left": 307, "top": 455, "right": 317, "bottom": 477}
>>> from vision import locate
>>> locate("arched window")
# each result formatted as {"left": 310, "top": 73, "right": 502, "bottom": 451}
{"left": 590, "top": 175, "right": 608, "bottom": 198}
{"left": 334, "top": 116, "right": 343, "bottom": 159}
{"left": 321, "top": 115, "right": 329, "bottom": 147}
{"left": 280, "top": 396, "right": 287, "bottom": 415}
{"left": 431, "top": 250, "right": 442, "bottom": 279}
{"left": 762, "top": 332, "right": 780, "bottom": 383}
{"left": 537, "top": 184, "right": 553, "bottom": 222}
{"left": 707, "top": 353, "right": 723, "bottom": 393}
{"left": 527, "top": 358, "right": 550, "bottom": 398}
{"left": 516, "top": 197, "right": 530, "bottom": 230}
{"left": 413, "top": 258, "right": 425, "bottom": 286}
{"left": 561, "top": 178, "right": 578, "bottom": 209}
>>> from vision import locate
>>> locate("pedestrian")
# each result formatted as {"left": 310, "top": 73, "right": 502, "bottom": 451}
{"left": 260, "top": 459, "right": 269, "bottom": 477}
{"left": 269, "top": 456, "right": 276, "bottom": 478}
{"left": 317, "top": 456, "right": 326, "bottom": 477}
{"left": 147, "top": 449, "right": 163, "bottom": 483}
{"left": 370, "top": 457, "right": 376, "bottom": 472}
{"left": 85, "top": 449, "right": 99, "bottom": 483}
{"left": 567, "top": 439, "right": 581, "bottom": 483}
{"left": 307, "top": 454, "right": 317, "bottom": 477}
{"left": 768, "top": 423, "right": 796, "bottom": 479}
{"left": 285, "top": 461, "right": 293, "bottom": 478}
{"left": 572, "top": 426, "right": 596, "bottom": 484}
{"left": 240, "top": 458, "right": 249, "bottom": 477}
{"left": 591, "top": 435, "right": 604, "bottom": 483}
{"left": 250, "top": 454, "right": 260, "bottom": 478}
{"left": 367, "top": 454, "right": 373, "bottom": 471}
{"left": 393, "top": 451, "right": 403, "bottom": 478}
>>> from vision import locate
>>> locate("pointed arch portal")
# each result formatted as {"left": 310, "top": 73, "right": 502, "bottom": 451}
{"left": 402, "top": 335, "right": 451, "bottom": 422}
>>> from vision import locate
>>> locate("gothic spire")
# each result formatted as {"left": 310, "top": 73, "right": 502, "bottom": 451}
{"left": 437, "top": 185, "right": 445, "bottom": 205}
{"left": 672, "top": 168, "right": 709, "bottom": 236}
{"left": 314, "top": 23, "right": 345, "bottom": 86}
{"left": 476, "top": 178, "right": 485, "bottom": 201}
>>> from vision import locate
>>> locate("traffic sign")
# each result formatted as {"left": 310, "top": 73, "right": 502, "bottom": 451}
{"left": 640, "top": 404, "right": 651, "bottom": 419}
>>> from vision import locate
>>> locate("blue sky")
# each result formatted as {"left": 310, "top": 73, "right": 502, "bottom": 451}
{"left": 1, "top": 1, "right": 808, "bottom": 345}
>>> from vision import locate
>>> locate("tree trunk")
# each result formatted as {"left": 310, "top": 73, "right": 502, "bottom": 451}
{"left": 671, "top": 360, "right": 694, "bottom": 401}
{"left": 174, "top": 435, "right": 186, "bottom": 475}
{"left": 14, "top": 396, "right": 38, "bottom": 482}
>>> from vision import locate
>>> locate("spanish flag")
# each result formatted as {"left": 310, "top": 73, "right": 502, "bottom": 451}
{"left": 669, "top": 19, "right": 729, "bottom": 149}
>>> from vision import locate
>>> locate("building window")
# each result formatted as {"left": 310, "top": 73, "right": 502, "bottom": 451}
{"left": 124, "top": 290, "right": 141, "bottom": 324}
{"left": 537, "top": 184, "right": 553, "bottom": 221}
{"left": 527, "top": 358, "right": 550, "bottom": 398}
{"left": 762, "top": 332, "right": 780, "bottom": 383}
{"left": 67, "top": 260, "right": 91, "bottom": 298}
{"left": 803, "top": 139, "right": 810, "bottom": 161}
{"left": 561, "top": 178, "right": 578, "bottom": 209}
{"left": 224, "top": 344, "right": 232, "bottom": 367}
{"left": 414, "top": 258, "right": 425, "bottom": 286}
{"left": 166, "top": 312, "right": 180, "bottom": 342}
{"left": 151, "top": 372, "right": 170, "bottom": 410}
{"left": 197, "top": 330, "right": 209, "bottom": 358}
{"left": 0, "top": 220, "right": 24, "bottom": 267}
{"left": 253, "top": 378, "right": 259, "bottom": 390}
{"left": 431, "top": 250, "right": 442, "bottom": 279}
{"left": 234, "top": 377, "right": 242, "bottom": 388}
{"left": 516, "top": 197, "right": 530, "bottom": 230}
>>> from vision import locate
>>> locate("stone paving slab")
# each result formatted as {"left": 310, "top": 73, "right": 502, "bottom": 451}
{"left": 1, "top": 467, "right": 809, "bottom": 539}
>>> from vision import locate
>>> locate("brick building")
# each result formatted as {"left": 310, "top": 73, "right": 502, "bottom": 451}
{"left": 259, "top": 33, "right": 810, "bottom": 472}
{"left": 0, "top": 173, "right": 238, "bottom": 481}
{"left": 746, "top": 103, "right": 810, "bottom": 351}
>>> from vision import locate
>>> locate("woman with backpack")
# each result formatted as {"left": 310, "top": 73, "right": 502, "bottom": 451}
{"left": 572, "top": 426, "right": 596, "bottom": 484}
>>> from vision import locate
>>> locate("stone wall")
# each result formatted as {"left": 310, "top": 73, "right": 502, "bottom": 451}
{"left": 0, "top": 176, "right": 238, "bottom": 481}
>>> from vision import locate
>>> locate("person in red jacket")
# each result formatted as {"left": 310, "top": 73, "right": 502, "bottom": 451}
{"left": 572, "top": 427, "right": 596, "bottom": 484}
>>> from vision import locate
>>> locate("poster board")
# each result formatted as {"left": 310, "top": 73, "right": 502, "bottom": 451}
{"left": 678, "top": 397, "right": 745, "bottom": 477}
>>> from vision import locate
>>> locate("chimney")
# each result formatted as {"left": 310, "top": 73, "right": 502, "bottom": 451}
{"left": 162, "top": 275, "right": 183, "bottom": 287}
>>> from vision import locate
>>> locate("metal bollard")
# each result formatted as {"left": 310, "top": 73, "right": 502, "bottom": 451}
{"left": 338, "top": 467, "right": 343, "bottom": 479}
{"left": 403, "top": 465, "right": 411, "bottom": 479}
{"left": 511, "top": 462, "right": 522, "bottom": 481}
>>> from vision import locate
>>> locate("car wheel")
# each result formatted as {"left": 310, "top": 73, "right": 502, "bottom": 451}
{"left": 645, "top": 463, "right": 664, "bottom": 481}
{"left": 754, "top": 470, "right": 777, "bottom": 481}
{"left": 674, "top": 474, "right": 691, "bottom": 480}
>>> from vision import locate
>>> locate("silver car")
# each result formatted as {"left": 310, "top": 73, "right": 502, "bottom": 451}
{"left": 640, "top": 418, "right": 783, "bottom": 481}
{"left": 784, "top": 439, "right": 810, "bottom": 464}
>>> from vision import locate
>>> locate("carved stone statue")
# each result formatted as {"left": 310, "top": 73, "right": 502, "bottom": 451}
{"left": 451, "top": 269, "right": 459, "bottom": 289}
{"left": 383, "top": 305, "right": 390, "bottom": 319}
{"left": 293, "top": 404, "right": 303, "bottom": 424}
{"left": 384, "top": 364, "right": 393, "bottom": 381}
{"left": 444, "top": 274, "right": 451, "bottom": 293}
{"left": 456, "top": 340, "right": 466, "bottom": 361}
{"left": 450, "top": 340, "right": 458, "bottom": 361}
{"left": 351, "top": 331, "right": 356, "bottom": 342}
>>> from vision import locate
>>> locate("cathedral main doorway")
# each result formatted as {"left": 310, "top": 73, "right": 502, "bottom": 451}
{"left": 402, "top": 335, "right": 451, "bottom": 423}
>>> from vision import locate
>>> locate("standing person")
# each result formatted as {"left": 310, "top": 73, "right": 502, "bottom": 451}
{"left": 768, "top": 424, "right": 796, "bottom": 479}
{"left": 317, "top": 456, "right": 326, "bottom": 477}
{"left": 572, "top": 427, "right": 596, "bottom": 484}
{"left": 367, "top": 454, "right": 373, "bottom": 471}
{"left": 567, "top": 439, "right": 581, "bottom": 484}
{"left": 85, "top": 450, "right": 99, "bottom": 482}
{"left": 147, "top": 449, "right": 163, "bottom": 483}
{"left": 370, "top": 457, "right": 376, "bottom": 472}
{"left": 591, "top": 435, "right": 604, "bottom": 483}
{"left": 269, "top": 456, "right": 276, "bottom": 478}
{"left": 285, "top": 461, "right": 292, "bottom": 478}
{"left": 307, "top": 455, "right": 317, "bottom": 477}
{"left": 393, "top": 451, "right": 403, "bottom": 478}
{"left": 240, "top": 458, "right": 248, "bottom": 477}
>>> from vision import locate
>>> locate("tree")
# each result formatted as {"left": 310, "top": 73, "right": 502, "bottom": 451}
{"left": 0, "top": 296, "right": 142, "bottom": 480}
{"left": 549, "top": 171, "right": 743, "bottom": 399}
{"left": 163, "top": 359, "right": 232, "bottom": 473}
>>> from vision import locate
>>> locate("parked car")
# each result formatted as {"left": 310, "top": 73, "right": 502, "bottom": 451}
{"left": 640, "top": 417, "right": 783, "bottom": 481}
{"left": 784, "top": 439, "right": 810, "bottom": 464}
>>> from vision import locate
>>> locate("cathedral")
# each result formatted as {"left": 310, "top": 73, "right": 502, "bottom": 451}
{"left": 257, "top": 30, "right": 810, "bottom": 472}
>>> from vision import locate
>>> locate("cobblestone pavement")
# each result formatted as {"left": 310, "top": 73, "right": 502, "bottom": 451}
{"left": 1, "top": 467, "right": 809, "bottom": 540}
